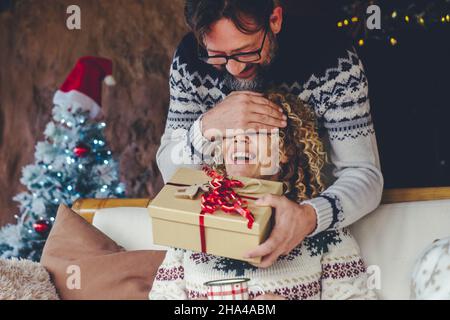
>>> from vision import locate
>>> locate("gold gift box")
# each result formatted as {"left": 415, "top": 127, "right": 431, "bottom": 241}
{"left": 148, "top": 168, "right": 283, "bottom": 264}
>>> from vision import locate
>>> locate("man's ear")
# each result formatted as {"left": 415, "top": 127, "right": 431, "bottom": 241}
{"left": 269, "top": 6, "right": 283, "bottom": 35}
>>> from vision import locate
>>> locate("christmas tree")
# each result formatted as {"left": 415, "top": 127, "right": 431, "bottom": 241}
{"left": 0, "top": 57, "right": 125, "bottom": 261}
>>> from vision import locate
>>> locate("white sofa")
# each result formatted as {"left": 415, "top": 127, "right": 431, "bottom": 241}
{"left": 91, "top": 199, "right": 450, "bottom": 300}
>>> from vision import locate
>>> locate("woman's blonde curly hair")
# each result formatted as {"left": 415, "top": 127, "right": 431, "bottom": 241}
{"left": 267, "top": 91, "right": 329, "bottom": 202}
{"left": 214, "top": 91, "right": 329, "bottom": 202}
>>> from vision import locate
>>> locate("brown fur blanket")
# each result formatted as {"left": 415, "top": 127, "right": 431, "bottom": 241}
{"left": 0, "top": 258, "right": 59, "bottom": 300}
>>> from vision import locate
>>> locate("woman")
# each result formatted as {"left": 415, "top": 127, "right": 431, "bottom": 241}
{"left": 149, "top": 92, "right": 377, "bottom": 300}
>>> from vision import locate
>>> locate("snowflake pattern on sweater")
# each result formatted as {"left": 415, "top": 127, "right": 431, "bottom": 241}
{"left": 149, "top": 228, "right": 377, "bottom": 300}
{"left": 184, "top": 230, "right": 344, "bottom": 278}
{"left": 156, "top": 17, "right": 384, "bottom": 237}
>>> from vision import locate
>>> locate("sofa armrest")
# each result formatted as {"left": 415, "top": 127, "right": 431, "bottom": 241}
{"left": 71, "top": 199, "right": 167, "bottom": 251}
{"left": 72, "top": 198, "right": 151, "bottom": 224}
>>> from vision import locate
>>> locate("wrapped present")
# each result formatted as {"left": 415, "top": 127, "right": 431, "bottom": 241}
{"left": 148, "top": 167, "right": 283, "bottom": 264}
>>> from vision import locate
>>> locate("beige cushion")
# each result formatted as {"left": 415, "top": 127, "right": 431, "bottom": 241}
{"left": 41, "top": 205, "right": 166, "bottom": 300}
{"left": 350, "top": 199, "right": 450, "bottom": 300}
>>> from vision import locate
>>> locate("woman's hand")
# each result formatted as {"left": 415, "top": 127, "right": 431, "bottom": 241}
{"left": 253, "top": 293, "right": 286, "bottom": 300}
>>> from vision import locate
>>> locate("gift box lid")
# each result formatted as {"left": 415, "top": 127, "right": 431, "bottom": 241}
{"left": 148, "top": 168, "right": 283, "bottom": 235}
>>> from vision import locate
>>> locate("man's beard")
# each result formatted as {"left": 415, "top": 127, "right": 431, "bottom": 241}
{"left": 224, "top": 32, "right": 278, "bottom": 92}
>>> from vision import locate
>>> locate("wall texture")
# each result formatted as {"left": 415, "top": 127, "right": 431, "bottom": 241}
{"left": 0, "top": 0, "right": 187, "bottom": 226}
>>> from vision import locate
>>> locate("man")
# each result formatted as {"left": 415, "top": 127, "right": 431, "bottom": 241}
{"left": 156, "top": 0, "right": 383, "bottom": 268}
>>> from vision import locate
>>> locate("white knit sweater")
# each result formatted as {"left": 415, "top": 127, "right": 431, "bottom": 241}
{"left": 156, "top": 27, "right": 384, "bottom": 237}
{"left": 149, "top": 228, "right": 377, "bottom": 300}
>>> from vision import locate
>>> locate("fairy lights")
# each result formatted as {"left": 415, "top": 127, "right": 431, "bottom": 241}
{"left": 389, "top": 37, "right": 398, "bottom": 46}
{"left": 337, "top": 2, "right": 450, "bottom": 48}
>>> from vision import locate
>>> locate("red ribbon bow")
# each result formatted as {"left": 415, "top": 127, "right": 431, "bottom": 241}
{"left": 201, "top": 167, "right": 255, "bottom": 229}
{"left": 197, "top": 167, "right": 255, "bottom": 253}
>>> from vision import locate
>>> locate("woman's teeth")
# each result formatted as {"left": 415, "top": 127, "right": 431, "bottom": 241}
{"left": 232, "top": 152, "right": 256, "bottom": 161}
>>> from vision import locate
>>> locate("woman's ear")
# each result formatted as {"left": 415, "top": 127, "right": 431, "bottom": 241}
{"left": 270, "top": 6, "right": 283, "bottom": 35}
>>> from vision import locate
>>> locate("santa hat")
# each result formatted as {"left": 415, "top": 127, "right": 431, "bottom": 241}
{"left": 53, "top": 56, "right": 116, "bottom": 118}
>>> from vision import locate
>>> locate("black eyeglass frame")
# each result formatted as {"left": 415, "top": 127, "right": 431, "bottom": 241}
{"left": 198, "top": 25, "right": 270, "bottom": 66}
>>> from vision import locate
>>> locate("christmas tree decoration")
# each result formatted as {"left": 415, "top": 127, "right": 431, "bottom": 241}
{"left": 73, "top": 143, "right": 91, "bottom": 158}
{"left": 0, "top": 56, "right": 125, "bottom": 261}
{"left": 33, "top": 220, "right": 51, "bottom": 235}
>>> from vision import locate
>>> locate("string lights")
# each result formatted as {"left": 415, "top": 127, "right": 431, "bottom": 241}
{"left": 389, "top": 37, "right": 398, "bottom": 46}
{"left": 338, "top": 0, "right": 450, "bottom": 47}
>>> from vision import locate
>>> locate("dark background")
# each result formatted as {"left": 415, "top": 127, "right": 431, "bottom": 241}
{"left": 362, "top": 27, "right": 450, "bottom": 189}
{"left": 287, "top": 0, "right": 450, "bottom": 189}
{"left": 1, "top": 0, "right": 449, "bottom": 227}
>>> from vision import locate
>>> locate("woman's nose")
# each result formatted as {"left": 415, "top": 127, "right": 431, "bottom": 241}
{"left": 226, "top": 59, "right": 246, "bottom": 76}
{"left": 234, "top": 135, "right": 250, "bottom": 144}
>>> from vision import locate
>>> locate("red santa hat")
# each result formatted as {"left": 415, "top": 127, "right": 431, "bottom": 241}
{"left": 53, "top": 56, "right": 116, "bottom": 118}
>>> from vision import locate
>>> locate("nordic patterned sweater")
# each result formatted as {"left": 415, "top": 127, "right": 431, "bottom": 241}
{"left": 156, "top": 16, "right": 384, "bottom": 236}
{"left": 149, "top": 228, "right": 377, "bottom": 300}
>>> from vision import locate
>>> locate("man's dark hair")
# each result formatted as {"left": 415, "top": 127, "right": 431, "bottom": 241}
{"left": 184, "top": 0, "right": 275, "bottom": 43}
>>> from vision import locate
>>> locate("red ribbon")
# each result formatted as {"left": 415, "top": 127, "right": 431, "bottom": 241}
{"left": 197, "top": 166, "right": 255, "bottom": 253}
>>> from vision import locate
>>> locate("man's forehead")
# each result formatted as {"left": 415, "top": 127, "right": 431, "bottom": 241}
{"left": 203, "top": 18, "right": 260, "bottom": 52}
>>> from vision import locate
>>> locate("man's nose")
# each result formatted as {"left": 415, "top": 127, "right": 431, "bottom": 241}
{"left": 226, "top": 59, "right": 246, "bottom": 76}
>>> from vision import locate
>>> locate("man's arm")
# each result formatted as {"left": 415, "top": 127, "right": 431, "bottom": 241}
{"left": 244, "top": 49, "right": 383, "bottom": 268}
{"left": 301, "top": 49, "right": 384, "bottom": 235}
{"left": 157, "top": 36, "right": 287, "bottom": 182}
{"left": 156, "top": 50, "right": 219, "bottom": 183}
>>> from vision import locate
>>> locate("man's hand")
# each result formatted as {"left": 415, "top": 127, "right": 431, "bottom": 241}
{"left": 245, "top": 195, "right": 318, "bottom": 268}
{"left": 201, "top": 91, "right": 287, "bottom": 139}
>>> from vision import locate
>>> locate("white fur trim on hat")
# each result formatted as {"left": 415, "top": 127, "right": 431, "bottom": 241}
{"left": 53, "top": 90, "right": 101, "bottom": 119}
{"left": 104, "top": 75, "right": 116, "bottom": 86}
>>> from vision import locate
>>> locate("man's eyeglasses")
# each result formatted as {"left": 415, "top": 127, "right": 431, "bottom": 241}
{"left": 198, "top": 27, "right": 269, "bottom": 66}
